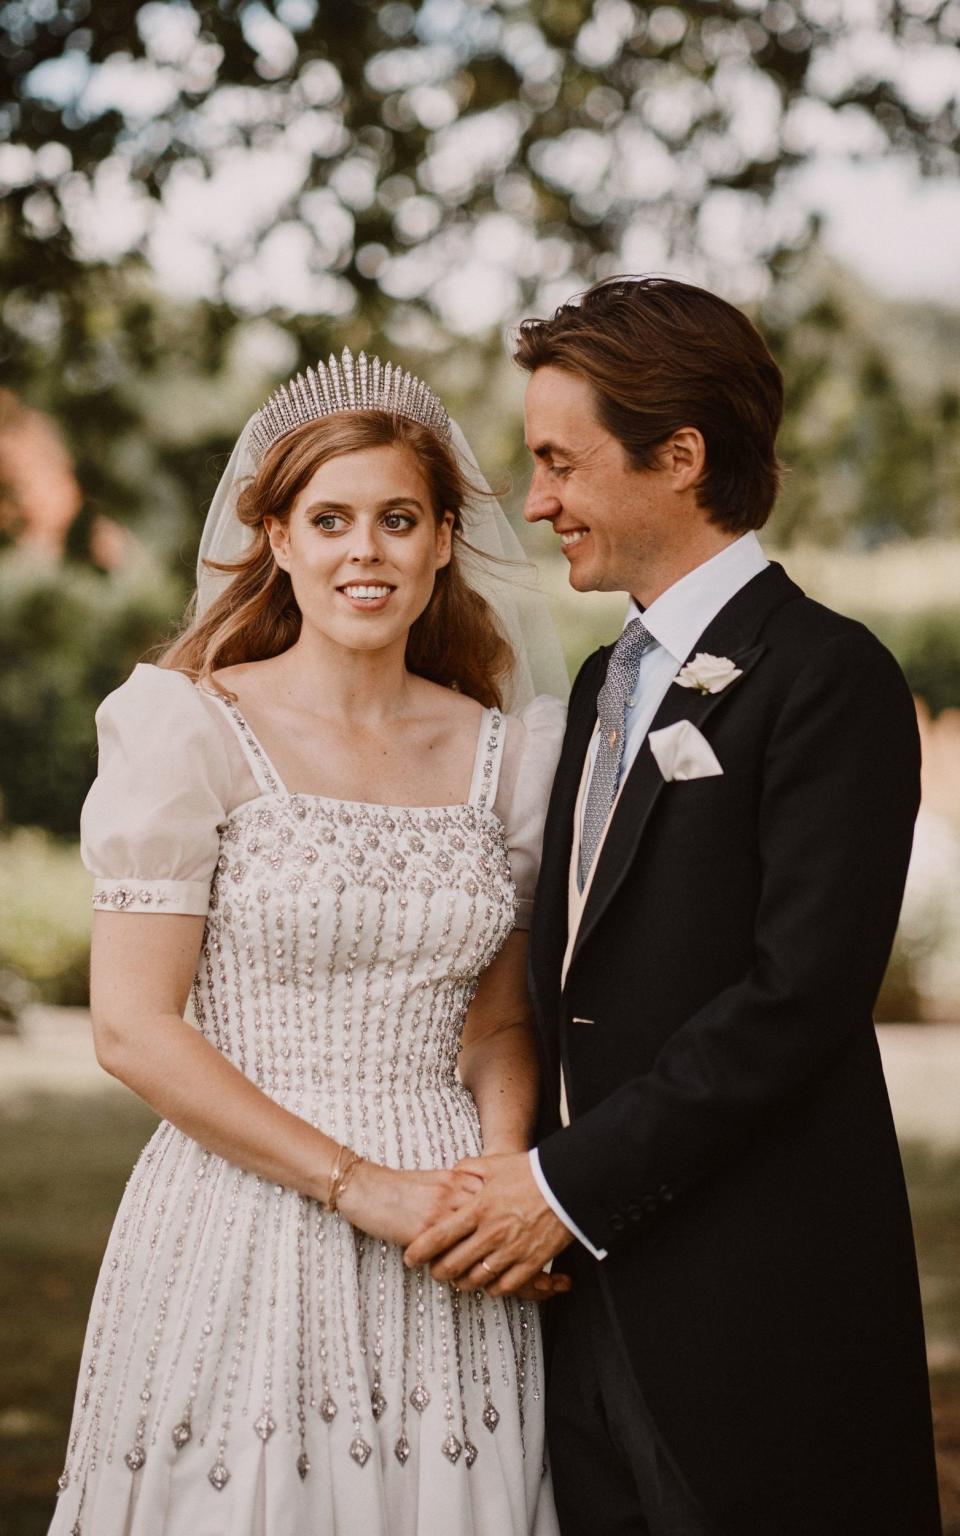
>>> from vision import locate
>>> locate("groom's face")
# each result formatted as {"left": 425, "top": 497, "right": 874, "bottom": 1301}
{"left": 522, "top": 366, "right": 673, "bottom": 597}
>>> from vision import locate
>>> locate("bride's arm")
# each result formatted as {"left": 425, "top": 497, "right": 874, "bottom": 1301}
{"left": 458, "top": 930, "right": 539, "bottom": 1156}
{"left": 91, "top": 909, "right": 478, "bottom": 1244}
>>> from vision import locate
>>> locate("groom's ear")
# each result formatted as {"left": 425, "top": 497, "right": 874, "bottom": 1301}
{"left": 659, "top": 427, "right": 706, "bottom": 493}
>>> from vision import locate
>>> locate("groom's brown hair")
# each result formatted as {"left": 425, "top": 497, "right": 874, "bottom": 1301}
{"left": 513, "top": 276, "right": 784, "bottom": 534}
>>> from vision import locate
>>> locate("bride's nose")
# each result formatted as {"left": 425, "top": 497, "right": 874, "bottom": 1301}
{"left": 346, "top": 519, "right": 383, "bottom": 563}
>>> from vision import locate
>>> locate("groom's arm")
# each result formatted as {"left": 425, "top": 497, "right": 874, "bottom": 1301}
{"left": 535, "top": 623, "right": 920, "bottom": 1256}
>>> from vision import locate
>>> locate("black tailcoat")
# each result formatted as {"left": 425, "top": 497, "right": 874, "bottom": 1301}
{"left": 530, "top": 564, "right": 941, "bottom": 1535}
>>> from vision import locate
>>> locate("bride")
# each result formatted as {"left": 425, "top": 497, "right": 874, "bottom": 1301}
{"left": 50, "top": 351, "right": 569, "bottom": 1535}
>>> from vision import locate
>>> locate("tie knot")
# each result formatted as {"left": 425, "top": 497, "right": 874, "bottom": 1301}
{"left": 596, "top": 616, "right": 653, "bottom": 730}
{"left": 616, "top": 616, "right": 653, "bottom": 666}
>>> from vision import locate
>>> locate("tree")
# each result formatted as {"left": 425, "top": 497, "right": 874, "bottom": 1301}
{"left": 2, "top": 0, "right": 957, "bottom": 553}
{"left": 3, "top": 0, "right": 958, "bottom": 336}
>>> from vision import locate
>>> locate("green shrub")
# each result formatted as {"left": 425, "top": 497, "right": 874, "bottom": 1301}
{"left": 869, "top": 607, "right": 960, "bottom": 716}
{"left": 0, "top": 552, "right": 185, "bottom": 835}
{"left": 0, "top": 829, "right": 91, "bottom": 1007}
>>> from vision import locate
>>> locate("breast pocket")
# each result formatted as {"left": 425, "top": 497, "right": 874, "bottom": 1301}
{"left": 661, "top": 768, "right": 759, "bottom": 850}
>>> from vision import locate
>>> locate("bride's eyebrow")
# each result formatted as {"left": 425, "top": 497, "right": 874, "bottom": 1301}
{"left": 304, "top": 497, "right": 425, "bottom": 514}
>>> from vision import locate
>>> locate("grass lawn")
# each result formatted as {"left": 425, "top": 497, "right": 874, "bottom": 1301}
{"left": 1, "top": 1093, "right": 957, "bottom": 1535}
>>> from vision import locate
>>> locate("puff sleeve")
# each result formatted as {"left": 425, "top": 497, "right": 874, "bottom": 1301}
{"left": 80, "top": 664, "right": 233, "bottom": 916}
{"left": 496, "top": 695, "right": 567, "bottom": 930}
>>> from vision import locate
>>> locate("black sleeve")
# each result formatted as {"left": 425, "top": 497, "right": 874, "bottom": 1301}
{"left": 536, "top": 626, "right": 921, "bottom": 1253}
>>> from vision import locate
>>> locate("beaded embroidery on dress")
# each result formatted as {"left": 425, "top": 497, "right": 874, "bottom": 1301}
{"left": 53, "top": 670, "right": 561, "bottom": 1536}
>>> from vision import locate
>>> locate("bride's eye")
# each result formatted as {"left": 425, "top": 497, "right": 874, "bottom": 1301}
{"left": 382, "top": 511, "right": 415, "bottom": 531}
{"left": 312, "top": 513, "right": 344, "bottom": 531}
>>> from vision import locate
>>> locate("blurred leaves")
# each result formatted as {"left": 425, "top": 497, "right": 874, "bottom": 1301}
{"left": 2, "top": 0, "right": 959, "bottom": 331}
{"left": 0, "top": 550, "right": 182, "bottom": 834}
{"left": 2, "top": 0, "right": 959, "bottom": 564}
{"left": 0, "top": 828, "right": 91, "bottom": 1007}
{"left": 0, "top": 0, "right": 958, "bottom": 836}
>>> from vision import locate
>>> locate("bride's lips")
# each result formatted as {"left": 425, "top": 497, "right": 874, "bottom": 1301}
{"left": 336, "top": 582, "right": 397, "bottom": 612}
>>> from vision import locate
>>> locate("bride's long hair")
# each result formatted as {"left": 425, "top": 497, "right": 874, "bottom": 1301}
{"left": 160, "top": 412, "right": 514, "bottom": 708}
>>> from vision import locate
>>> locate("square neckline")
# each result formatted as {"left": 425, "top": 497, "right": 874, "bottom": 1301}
{"left": 197, "top": 679, "right": 506, "bottom": 817}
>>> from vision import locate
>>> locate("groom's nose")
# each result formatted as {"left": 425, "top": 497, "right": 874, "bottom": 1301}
{"left": 523, "top": 468, "right": 561, "bottom": 524}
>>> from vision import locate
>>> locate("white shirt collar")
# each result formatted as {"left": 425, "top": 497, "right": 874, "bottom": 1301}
{"left": 625, "top": 532, "right": 769, "bottom": 665}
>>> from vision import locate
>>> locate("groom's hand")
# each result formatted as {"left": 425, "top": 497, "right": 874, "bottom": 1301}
{"left": 403, "top": 1152, "right": 573, "bottom": 1298}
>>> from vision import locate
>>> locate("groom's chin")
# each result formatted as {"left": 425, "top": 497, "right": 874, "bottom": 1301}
{"left": 567, "top": 564, "right": 609, "bottom": 595}
{"left": 566, "top": 562, "right": 598, "bottom": 593}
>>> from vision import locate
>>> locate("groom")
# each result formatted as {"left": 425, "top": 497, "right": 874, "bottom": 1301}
{"left": 406, "top": 276, "right": 942, "bottom": 1534}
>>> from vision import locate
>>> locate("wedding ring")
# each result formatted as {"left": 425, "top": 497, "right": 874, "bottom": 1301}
{"left": 480, "top": 1259, "right": 496, "bottom": 1279}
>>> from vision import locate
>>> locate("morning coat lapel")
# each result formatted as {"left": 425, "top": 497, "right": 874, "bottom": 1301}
{"left": 528, "top": 646, "right": 609, "bottom": 1004}
{"left": 567, "top": 562, "right": 801, "bottom": 974}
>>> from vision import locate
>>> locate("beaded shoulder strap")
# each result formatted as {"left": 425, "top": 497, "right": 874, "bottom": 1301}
{"left": 468, "top": 708, "right": 506, "bottom": 814}
{"left": 204, "top": 690, "right": 287, "bottom": 797}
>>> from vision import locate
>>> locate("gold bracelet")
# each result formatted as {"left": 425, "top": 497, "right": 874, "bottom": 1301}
{"left": 327, "top": 1146, "right": 363, "bottom": 1212}
{"left": 326, "top": 1143, "right": 346, "bottom": 1210}
{"left": 334, "top": 1151, "right": 363, "bottom": 1209}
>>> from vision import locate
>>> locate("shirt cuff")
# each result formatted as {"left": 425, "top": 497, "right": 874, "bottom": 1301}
{"left": 529, "top": 1148, "right": 608, "bottom": 1261}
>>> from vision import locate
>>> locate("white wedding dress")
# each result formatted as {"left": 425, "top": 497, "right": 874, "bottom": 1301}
{"left": 50, "top": 664, "right": 564, "bottom": 1536}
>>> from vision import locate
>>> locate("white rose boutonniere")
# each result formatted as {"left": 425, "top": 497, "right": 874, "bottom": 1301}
{"left": 674, "top": 652, "right": 743, "bottom": 695}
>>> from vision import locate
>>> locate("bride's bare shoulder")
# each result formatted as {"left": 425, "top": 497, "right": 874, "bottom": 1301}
{"left": 208, "top": 658, "right": 282, "bottom": 700}
{"left": 415, "top": 677, "right": 486, "bottom": 730}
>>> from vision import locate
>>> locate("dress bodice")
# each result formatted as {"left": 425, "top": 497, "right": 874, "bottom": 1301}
{"left": 196, "top": 697, "right": 516, "bottom": 1152}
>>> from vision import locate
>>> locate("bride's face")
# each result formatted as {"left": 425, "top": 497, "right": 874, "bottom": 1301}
{"left": 265, "top": 443, "right": 454, "bottom": 653}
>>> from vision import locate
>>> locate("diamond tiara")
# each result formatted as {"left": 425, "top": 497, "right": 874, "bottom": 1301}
{"left": 248, "top": 346, "right": 452, "bottom": 465}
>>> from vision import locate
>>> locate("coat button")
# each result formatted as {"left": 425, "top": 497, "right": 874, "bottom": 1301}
{"left": 658, "top": 1184, "right": 674, "bottom": 1203}
{"left": 609, "top": 1214, "right": 625, "bottom": 1232}
{"left": 626, "top": 1203, "right": 643, "bottom": 1222}
{"left": 640, "top": 1194, "right": 658, "bottom": 1213}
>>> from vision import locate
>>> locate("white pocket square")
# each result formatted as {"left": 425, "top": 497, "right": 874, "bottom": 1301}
{"left": 648, "top": 720, "right": 723, "bottom": 782}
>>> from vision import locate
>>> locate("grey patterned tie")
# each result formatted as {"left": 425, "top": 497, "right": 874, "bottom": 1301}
{"left": 579, "top": 616, "right": 654, "bottom": 890}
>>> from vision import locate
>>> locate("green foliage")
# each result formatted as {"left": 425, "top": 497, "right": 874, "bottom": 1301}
{"left": 1, "top": 2, "right": 958, "bottom": 561}
{"left": 765, "top": 278, "right": 960, "bottom": 547}
{"left": 0, "top": 830, "right": 90, "bottom": 1007}
{"left": 0, "top": 551, "right": 185, "bottom": 833}
{"left": 871, "top": 608, "right": 960, "bottom": 718}
{"left": 2, "top": 0, "right": 956, "bottom": 318}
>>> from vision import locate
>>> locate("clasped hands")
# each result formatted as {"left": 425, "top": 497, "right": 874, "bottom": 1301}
{"left": 402, "top": 1151, "right": 573, "bottom": 1302}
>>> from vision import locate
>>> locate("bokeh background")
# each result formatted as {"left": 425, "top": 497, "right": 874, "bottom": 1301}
{"left": 1, "top": 1, "right": 958, "bottom": 1530}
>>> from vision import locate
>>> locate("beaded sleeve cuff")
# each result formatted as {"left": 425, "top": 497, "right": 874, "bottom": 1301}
{"left": 91, "top": 878, "right": 212, "bottom": 916}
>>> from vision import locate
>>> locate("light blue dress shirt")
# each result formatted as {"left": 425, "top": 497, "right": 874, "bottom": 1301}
{"left": 530, "top": 532, "right": 770, "bottom": 1259}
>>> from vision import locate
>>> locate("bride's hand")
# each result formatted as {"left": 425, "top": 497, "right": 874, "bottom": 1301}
{"left": 336, "top": 1162, "right": 484, "bottom": 1249}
